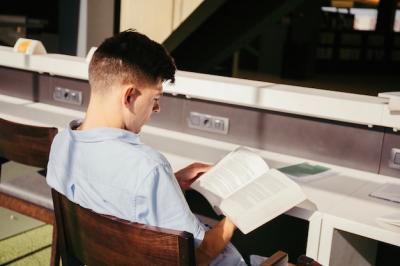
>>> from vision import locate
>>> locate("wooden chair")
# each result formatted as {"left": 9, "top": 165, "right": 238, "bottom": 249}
{"left": 0, "top": 117, "right": 57, "bottom": 223}
{"left": 51, "top": 188, "right": 196, "bottom": 266}
{"left": 0, "top": 117, "right": 58, "bottom": 265}
{"left": 52, "top": 187, "right": 321, "bottom": 266}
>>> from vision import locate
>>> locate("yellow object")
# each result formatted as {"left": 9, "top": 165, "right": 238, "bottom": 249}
{"left": 13, "top": 38, "right": 47, "bottom": 55}
{"left": 16, "top": 40, "right": 32, "bottom": 53}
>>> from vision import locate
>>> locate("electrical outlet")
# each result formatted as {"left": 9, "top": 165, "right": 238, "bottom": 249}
{"left": 389, "top": 148, "right": 400, "bottom": 170}
{"left": 188, "top": 112, "right": 229, "bottom": 134}
{"left": 53, "top": 86, "right": 82, "bottom": 105}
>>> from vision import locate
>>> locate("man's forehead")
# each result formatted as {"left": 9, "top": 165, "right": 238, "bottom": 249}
{"left": 145, "top": 82, "right": 163, "bottom": 95}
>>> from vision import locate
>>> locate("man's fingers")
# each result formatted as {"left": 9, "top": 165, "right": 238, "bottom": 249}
{"left": 190, "top": 163, "right": 213, "bottom": 172}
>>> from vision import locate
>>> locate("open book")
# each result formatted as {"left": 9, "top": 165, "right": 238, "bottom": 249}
{"left": 190, "top": 147, "right": 307, "bottom": 234}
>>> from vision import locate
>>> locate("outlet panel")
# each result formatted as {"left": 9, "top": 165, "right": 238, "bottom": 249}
{"left": 53, "top": 86, "right": 83, "bottom": 105}
{"left": 389, "top": 148, "right": 400, "bottom": 170}
{"left": 188, "top": 111, "right": 229, "bottom": 134}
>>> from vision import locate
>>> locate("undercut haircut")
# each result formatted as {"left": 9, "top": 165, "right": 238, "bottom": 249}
{"left": 89, "top": 29, "right": 176, "bottom": 93}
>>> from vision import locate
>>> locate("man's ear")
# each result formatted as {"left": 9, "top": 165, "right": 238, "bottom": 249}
{"left": 123, "top": 86, "right": 141, "bottom": 107}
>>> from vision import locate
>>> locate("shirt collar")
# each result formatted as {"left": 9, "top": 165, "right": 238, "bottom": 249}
{"left": 67, "top": 119, "right": 141, "bottom": 145}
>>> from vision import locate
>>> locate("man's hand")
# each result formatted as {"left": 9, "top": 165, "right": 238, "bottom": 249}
{"left": 175, "top": 163, "right": 212, "bottom": 190}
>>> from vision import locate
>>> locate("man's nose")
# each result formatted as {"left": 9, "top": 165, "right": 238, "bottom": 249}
{"left": 153, "top": 103, "right": 160, "bottom": 113}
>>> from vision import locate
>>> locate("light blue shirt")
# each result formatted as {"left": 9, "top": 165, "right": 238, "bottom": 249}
{"left": 47, "top": 120, "right": 247, "bottom": 265}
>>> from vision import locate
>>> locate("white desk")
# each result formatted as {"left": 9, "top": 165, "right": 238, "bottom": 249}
{"left": 1, "top": 94, "right": 399, "bottom": 264}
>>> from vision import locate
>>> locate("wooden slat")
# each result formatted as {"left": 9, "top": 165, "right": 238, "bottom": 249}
{"left": 0, "top": 117, "right": 57, "bottom": 168}
{"left": 0, "top": 192, "right": 54, "bottom": 224}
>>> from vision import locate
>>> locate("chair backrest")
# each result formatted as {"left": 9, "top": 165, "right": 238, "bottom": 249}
{"left": 0, "top": 117, "right": 58, "bottom": 168}
{"left": 51, "top": 189, "right": 196, "bottom": 266}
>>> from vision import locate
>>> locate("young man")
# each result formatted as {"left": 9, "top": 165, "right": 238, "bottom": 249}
{"left": 46, "top": 30, "right": 246, "bottom": 265}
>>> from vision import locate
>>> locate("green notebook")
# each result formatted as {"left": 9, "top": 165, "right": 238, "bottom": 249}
{"left": 278, "top": 162, "right": 331, "bottom": 180}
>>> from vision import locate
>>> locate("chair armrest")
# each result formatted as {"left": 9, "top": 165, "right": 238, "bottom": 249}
{"left": 260, "top": 250, "right": 289, "bottom": 266}
{"left": 297, "top": 255, "right": 322, "bottom": 266}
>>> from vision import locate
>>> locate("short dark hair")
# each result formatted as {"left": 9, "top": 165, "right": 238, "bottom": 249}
{"left": 89, "top": 29, "right": 176, "bottom": 92}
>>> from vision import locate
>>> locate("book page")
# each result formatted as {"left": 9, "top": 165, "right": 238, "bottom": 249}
{"left": 191, "top": 147, "right": 269, "bottom": 203}
{"left": 220, "top": 169, "right": 306, "bottom": 234}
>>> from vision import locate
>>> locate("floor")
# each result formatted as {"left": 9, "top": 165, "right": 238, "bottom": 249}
{"left": 0, "top": 162, "right": 53, "bottom": 266}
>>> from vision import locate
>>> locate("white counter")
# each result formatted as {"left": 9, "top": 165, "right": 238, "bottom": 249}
{"left": 165, "top": 71, "right": 396, "bottom": 129}
{"left": 1, "top": 47, "right": 399, "bottom": 130}
{"left": 1, "top": 94, "right": 399, "bottom": 264}
{"left": 29, "top": 54, "right": 88, "bottom": 80}
{"left": 0, "top": 46, "right": 27, "bottom": 69}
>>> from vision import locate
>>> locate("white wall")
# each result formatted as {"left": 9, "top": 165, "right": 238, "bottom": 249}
{"left": 77, "top": 0, "right": 115, "bottom": 57}
{"left": 120, "top": 0, "right": 203, "bottom": 43}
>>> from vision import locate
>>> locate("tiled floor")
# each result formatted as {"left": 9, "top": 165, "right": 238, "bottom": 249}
{"left": 0, "top": 207, "right": 44, "bottom": 240}
{"left": 0, "top": 162, "right": 52, "bottom": 266}
{"left": 0, "top": 215, "right": 52, "bottom": 266}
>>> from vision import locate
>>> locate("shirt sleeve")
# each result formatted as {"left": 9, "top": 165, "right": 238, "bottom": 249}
{"left": 134, "top": 162, "right": 205, "bottom": 245}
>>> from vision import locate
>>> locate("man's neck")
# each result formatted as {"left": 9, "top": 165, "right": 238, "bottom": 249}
{"left": 78, "top": 96, "right": 123, "bottom": 130}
